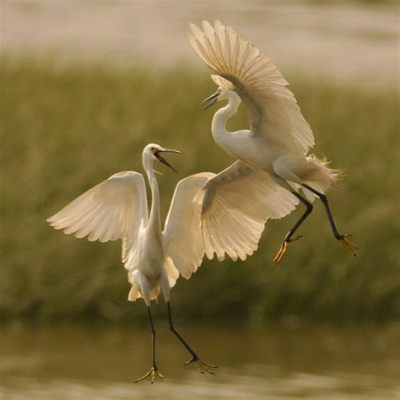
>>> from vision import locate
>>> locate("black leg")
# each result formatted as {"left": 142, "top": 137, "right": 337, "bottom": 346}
{"left": 285, "top": 191, "right": 314, "bottom": 241}
{"left": 167, "top": 302, "right": 197, "bottom": 357}
{"left": 302, "top": 184, "right": 340, "bottom": 238}
{"left": 148, "top": 306, "right": 157, "bottom": 369}
{"left": 135, "top": 306, "right": 164, "bottom": 384}
{"left": 302, "top": 184, "right": 357, "bottom": 256}
{"left": 167, "top": 302, "right": 217, "bottom": 374}
{"left": 273, "top": 191, "right": 313, "bottom": 263}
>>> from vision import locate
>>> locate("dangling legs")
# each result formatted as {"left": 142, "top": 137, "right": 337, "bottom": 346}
{"left": 135, "top": 306, "right": 164, "bottom": 383}
{"left": 302, "top": 184, "right": 357, "bottom": 256}
{"left": 273, "top": 191, "right": 314, "bottom": 263}
{"left": 167, "top": 302, "right": 217, "bottom": 374}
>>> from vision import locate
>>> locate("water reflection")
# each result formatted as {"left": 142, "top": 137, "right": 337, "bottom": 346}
{"left": 1, "top": 325, "right": 399, "bottom": 399}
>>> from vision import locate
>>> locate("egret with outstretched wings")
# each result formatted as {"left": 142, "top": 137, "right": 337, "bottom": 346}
{"left": 47, "top": 144, "right": 216, "bottom": 383}
{"left": 188, "top": 21, "right": 357, "bottom": 263}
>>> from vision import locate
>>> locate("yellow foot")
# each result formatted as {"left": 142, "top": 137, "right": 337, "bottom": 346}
{"left": 273, "top": 236, "right": 303, "bottom": 264}
{"left": 184, "top": 356, "right": 218, "bottom": 375}
{"left": 134, "top": 366, "right": 165, "bottom": 384}
{"left": 273, "top": 242, "right": 287, "bottom": 264}
{"left": 338, "top": 234, "right": 358, "bottom": 257}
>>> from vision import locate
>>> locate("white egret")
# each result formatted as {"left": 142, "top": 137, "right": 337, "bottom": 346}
{"left": 47, "top": 143, "right": 217, "bottom": 383}
{"left": 188, "top": 20, "right": 357, "bottom": 263}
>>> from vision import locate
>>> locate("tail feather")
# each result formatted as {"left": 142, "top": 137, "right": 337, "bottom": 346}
{"left": 273, "top": 153, "right": 339, "bottom": 202}
{"left": 302, "top": 155, "right": 339, "bottom": 201}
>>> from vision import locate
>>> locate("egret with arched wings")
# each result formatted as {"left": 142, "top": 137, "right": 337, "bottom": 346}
{"left": 47, "top": 144, "right": 216, "bottom": 383}
{"left": 188, "top": 21, "right": 357, "bottom": 263}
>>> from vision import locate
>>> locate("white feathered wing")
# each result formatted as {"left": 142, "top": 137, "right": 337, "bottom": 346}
{"left": 198, "top": 161, "right": 299, "bottom": 261}
{"left": 47, "top": 171, "right": 149, "bottom": 268}
{"left": 163, "top": 172, "right": 215, "bottom": 281}
{"left": 188, "top": 20, "right": 314, "bottom": 155}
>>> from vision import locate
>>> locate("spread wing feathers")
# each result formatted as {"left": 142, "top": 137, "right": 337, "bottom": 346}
{"left": 188, "top": 20, "right": 314, "bottom": 154}
{"left": 163, "top": 172, "right": 216, "bottom": 280}
{"left": 47, "top": 171, "right": 149, "bottom": 262}
{"left": 199, "top": 161, "right": 299, "bottom": 261}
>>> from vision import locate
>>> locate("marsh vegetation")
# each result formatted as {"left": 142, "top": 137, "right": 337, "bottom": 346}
{"left": 1, "top": 58, "right": 398, "bottom": 326}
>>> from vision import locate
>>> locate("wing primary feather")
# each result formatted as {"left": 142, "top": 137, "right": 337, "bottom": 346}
{"left": 188, "top": 20, "right": 315, "bottom": 154}
{"left": 47, "top": 171, "right": 148, "bottom": 268}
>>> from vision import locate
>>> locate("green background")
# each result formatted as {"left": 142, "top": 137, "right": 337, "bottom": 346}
{"left": 1, "top": 58, "right": 399, "bottom": 326}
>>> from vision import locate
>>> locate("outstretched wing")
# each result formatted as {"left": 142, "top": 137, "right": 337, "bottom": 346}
{"left": 47, "top": 171, "right": 148, "bottom": 263}
{"left": 163, "top": 172, "right": 215, "bottom": 280}
{"left": 199, "top": 161, "right": 299, "bottom": 261}
{"left": 188, "top": 20, "right": 314, "bottom": 154}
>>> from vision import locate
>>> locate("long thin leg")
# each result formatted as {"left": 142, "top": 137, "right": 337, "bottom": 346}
{"left": 135, "top": 306, "right": 164, "bottom": 384}
{"left": 302, "top": 184, "right": 357, "bottom": 256}
{"left": 167, "top": 302, "right": 217, "bottom": 375}
{"left": 273, "top": 191, "right": 313, "bottom": 263}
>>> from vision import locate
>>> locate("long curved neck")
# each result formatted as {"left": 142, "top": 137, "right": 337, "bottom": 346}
{"left": 211, "top": 94, "right": 241, "bottom": 143}
{"left": 143, "top": 157, "right": 161, "bottom": 234}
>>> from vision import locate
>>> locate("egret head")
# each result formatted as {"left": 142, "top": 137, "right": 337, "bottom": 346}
{"left": 202, "top": 75, "right": 240, "bottom": 110}
{"left": 202, "top": 87, "right": 222, "bottom": 110}
{"left": 143, "top": 144, "right": 182, "bottom": 173}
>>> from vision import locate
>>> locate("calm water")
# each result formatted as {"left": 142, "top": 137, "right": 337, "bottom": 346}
{"left": 1, "top": 325, "right": 399, "bottom": 399}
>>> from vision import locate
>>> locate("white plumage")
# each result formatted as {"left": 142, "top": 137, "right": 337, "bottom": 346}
{"left": 47, "top": 146, "right": 207, "bottom": 301}
{"left": 189, "top": 21, "right": 314, "bottom": 155}
{"left": 47, "top": 143, "right": 217, "bottom": 382}
{"left": 163, "top": 172, "right": 214, "bottom": 279}
{"left": 49, "top": 171, "right": 148, "bottom": 244}
{"left": 198, "top": 161, "right": 298, "bottom": 262}
{"left": 188, "top": 20, "right": 356, "bottom": 262}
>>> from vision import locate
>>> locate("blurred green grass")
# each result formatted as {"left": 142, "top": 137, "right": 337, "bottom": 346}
{"left": 0, "top": 57, "right": 399, "bottom": 326}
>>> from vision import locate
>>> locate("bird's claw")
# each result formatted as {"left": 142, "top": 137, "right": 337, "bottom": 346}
{"left": 134, "top": 366, "right": 165, "bottom": 384}
{"left": 273, "top": 236, "right": 303, "bottom": 264}
{"left": 338, "top": 234, "right": 358, "bottom": 257}
{"left": 184, "top": 356, "right": 218, "bottom": 375}
{"left": 273, "top": 242, "right": 287, "bottom": 264}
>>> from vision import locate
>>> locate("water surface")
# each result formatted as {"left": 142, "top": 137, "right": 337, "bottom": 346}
{"left": 1, "top": 325, "right": 399, "bottom": 399}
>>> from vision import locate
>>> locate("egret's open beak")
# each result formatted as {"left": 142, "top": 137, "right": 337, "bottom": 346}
{"left": 156, "top": 148, "right": 182, "bottom": 173}
{"left": 202, "top": 91, "right": 220, "bottom": 111}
